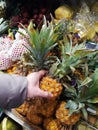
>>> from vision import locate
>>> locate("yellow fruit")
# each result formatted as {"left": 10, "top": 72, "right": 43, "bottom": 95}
{"left": 55, "top": 5, "right": 74, "bottom": 20}
{"left": 45, "top": 119, "right": 62, "bottom": 130}
{"left": 56, "top": 101, "right": 81, "bottom": 125}
{"left": 37, "top": 98, "right": 58, "bottom": 118}
{"left": 40, "top": 76, "right": 63, "bottom": 98}
{"left": 16, "top": 101, "right": 31, "bottom": 116}
{"left": 26, "top": 105, "right": 43, "bottom": 125}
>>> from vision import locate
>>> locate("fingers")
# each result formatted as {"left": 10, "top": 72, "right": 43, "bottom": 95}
{"left": 38, "top": 70, "right": 47, "bottom": 79}
{"left": 37, "top": 89, "right": 53, "bottom": 98}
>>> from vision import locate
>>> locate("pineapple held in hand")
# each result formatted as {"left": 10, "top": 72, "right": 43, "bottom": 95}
{"left": 40, "top": 76, "right": 62, "bottom": 98}
{"left": 21, "top": 17, "right": 66, "bottom": 98}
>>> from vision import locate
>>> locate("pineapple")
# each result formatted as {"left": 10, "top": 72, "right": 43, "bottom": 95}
{"left": 36, "top": 98, "right": 58, "bottom": 118}
{"left": 16, "top": 100, "right": 31, "bottom": 116}
{"left": 26, "top": 104, "right": 43, "bottom": 125}
{"left": 56, "top": 68, "right": 98, "bottom": 125}
{"left": 45, "top": 119, "right": 62, "bottom": 130}
{"left": 21, "top": 17, "right": 66, "bottom": 98}
{"left": 6, "top": 60, "right": 33, "bottom": 76}
{"left": 40, "top": 76, "right": 62, "bottom": 98}
{"left": 56, "top": 101, "right": 81, "bottom": 125}
{"left": 14, "top": 17, "right": 67, "bottom": 126}
{"left": 20, "top": 18, "right": 97, "bottom": 126}
{"left": 50, "top": 35, "right": 97, "bottom": 125}
{"left": 43, "top": 117, "right": 54, "bottom": 129}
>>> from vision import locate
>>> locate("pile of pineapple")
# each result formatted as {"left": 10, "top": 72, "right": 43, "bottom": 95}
{"left": 4, "top": 13, "right": 98, "bottom": 130}
{"left": 2, "top": 1, "right": 98, "bottom": 130}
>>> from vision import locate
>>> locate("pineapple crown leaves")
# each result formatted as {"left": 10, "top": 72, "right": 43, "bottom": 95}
{"left": 64, "top": 69, "right": 98, "bottom": 102}
{"left": 53, "top": 36, "right": 97, "bottom": 79}
{"left": 65, "top": 100, "right": 84, "bottom": 116}
{"left": 19, "top": 16, "right": 66, "bottom": 70}
{"left": 62, "top": 68, "right": 98, "bottom": 119}
{"left": 83, "top": 68, "right": 98, "bottom": 101}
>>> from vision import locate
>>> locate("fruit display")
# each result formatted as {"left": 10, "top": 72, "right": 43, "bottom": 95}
{"left": 0, "top": 0, "right": 98, "bottom": 130}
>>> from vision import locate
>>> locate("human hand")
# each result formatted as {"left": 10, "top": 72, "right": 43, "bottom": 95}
{"left": 26, "top": 70, "right": 53, "bottom": 98}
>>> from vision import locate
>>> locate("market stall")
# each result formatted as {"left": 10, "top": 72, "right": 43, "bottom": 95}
{"left": 0, "top": 0, "right": 98, "bottom": 130}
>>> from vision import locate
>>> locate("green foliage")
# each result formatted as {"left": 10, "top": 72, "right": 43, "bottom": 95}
{"left": 53, "top": 36, "right": 97, "bottom": 79}
{"left": 21, "top": 16, "right": 67, "bottom": 70}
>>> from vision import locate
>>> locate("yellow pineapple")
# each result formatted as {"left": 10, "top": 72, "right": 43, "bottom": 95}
{"left": 21, "top": 17, "right": 66, "bottom": 98}
{"left": 37, "top": 98, "right": 58, "bottom": 118}
{"left": 6, "top": 60, "right": 34, "bottom": 76}
{"left": 20, "top": 20, "right": 96, "bottom": 127}
{"left": 40, "top": 76, "right": 62, "bottom": 98}
{"left": 16, "top": 100, "right": 31, "bottom": 116}
{"left": 26, "top": 98, "right": 58, "bottom": 118}
{"left": 43, "top": 117, "right": 54, "bottom": 129}
{"left": 44, "top": 118, "right": 62, "bottom": 130}
{"left": 15, "top": 17, "right": 67, "bottom": 126}
{"left": 52, "top": 36, "right": 97, "bottom": 125}
{"left": 56, "top": 101, "right": 81, "bottom": 125}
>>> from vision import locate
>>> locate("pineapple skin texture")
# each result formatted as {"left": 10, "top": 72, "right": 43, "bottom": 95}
{"left": 16, "top": 101, "right": 31, "bottom": 116}
{"left": 56, "top": 101, "right": 81, "bottom": 125}
{"left": 40, "top": 76, "right": 63, "bottom": 98}
{"left": 26, "top": 105, "right": 43, "bottom": 125}
{"left": 45, "top": 119, "right": 62, "bottom": 130}
{"left": 37, "top": 99, "right": 58, "bottom": 118}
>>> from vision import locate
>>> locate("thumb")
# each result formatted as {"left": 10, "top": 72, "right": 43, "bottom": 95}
{"left": 37, "top": 89, "right": 53, "bottom": 98}
{"left": 38, "top": 70, "right": 47, "bottom": 79}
